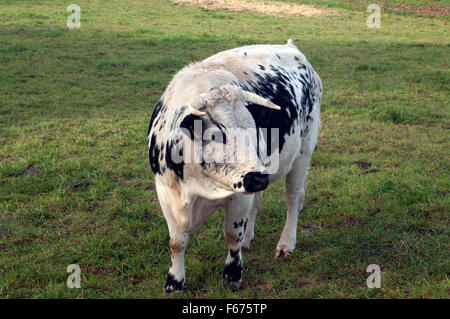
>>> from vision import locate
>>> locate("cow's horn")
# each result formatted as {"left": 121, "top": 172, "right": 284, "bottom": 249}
{"left": 189, "top": 97, "right": 207, "bottom": 116}
{"left": 241, "top": 91, "right": 282, "bottom": 110}
{"left": 189, "top": 106, "right": 206, "bottom": 116}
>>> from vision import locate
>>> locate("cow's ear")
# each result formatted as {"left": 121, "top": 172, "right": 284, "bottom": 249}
{"left": 180, "top": 114, "right": 204, "bottom": 140}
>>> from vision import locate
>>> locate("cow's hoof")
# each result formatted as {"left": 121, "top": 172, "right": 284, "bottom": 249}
{"left": 222, "top": 278, "right": 242, "bottom": 292}
{"left": 241, "top": 236, "right": 253, "bottom": 252}
{"left": 223, "top": 269, "right": 243, "bottom": 292}
{"left": 164, "top": 274, "right": 184, "bottom": 294}
{"left": 275, "top": 249, "right": 291, "bottom": 260}
{"left": 229, "top": 280, "right": 242, "bottom": 292}
{"left": 164, "top": 285, "right": 182, "bottom": 294}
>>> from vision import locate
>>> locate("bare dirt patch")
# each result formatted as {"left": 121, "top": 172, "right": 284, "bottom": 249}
{"left": 300, "top": 225, "right": 321, "bottom": 237}
{"left": 173, "top": 0, "right": 335, "bottom": 17}
{"left": 383, "top": 3, "right": 450, "bottom": 16}
{"left": 354, "top": 161, "right": 372, "bottom": 170}
{"left": 17, "top": 29, "right": 32, "bottom": 35}
{"left": 0, "top": 156, "right": 14, "bottom": 163}
{"left": 22, "top": 166, "right": 41, "bottom": 176}
{"left": 354, "top": 161, "right": 379, "bottom": 175}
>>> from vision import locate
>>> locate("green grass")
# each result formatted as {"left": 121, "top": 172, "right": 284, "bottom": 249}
{"left": 0, "top": 0, "right": 449, "bottom": 298}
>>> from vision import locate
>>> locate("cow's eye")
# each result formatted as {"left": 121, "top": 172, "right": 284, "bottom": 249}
{"left": 180, "top": 114, "right": 205, "bottom": 140}
{"left": 211, "top": 130, "right": 226, "bottom": 144}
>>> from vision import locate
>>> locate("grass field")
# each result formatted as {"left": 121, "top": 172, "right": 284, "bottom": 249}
{"left": 0, "top": 0, "right": 449, "bottom": 298}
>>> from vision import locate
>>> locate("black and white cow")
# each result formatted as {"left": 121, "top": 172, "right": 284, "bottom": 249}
{"left": 147, "top": 39, "right": 322, "bottom": 293}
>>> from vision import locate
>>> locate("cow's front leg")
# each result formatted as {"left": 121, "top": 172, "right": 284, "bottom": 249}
{"left": 157, "top": 189, "right": 190, "bottom": 294}
{"left": 165, "top": 227, "right": 189, "bottom": 293}
{"left": 242, "top": 191, "right": 263, "bottom": 251}
{"left": 223, "top": 193, "right": 254, "bottom": 291}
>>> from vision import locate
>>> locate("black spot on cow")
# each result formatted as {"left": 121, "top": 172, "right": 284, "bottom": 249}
{"left": 229, "top": 249, "right": 239, "bottom": 258}
{"left": 206, "top": 111, "right": 227, "bottom": 144}
{"left": 149, "top": 134, "right": 161, "bottom": 175}
{"left": 223, "top": 249, "right": 243, "bottom": 289}
{"left": 301, "top": 126, "right": 310, "bottom": 138}
{"left": 258, "top": 64, "right": 266, "bottom": 71}
{"left": 148, "top": 100, "right": 164, "bottom": 136}
{"left": 164, "top": 273, "right": 184, "bottom": 293}
{"left": 148, "top": 100, "right": 165, "bottom": 175}
{"left": 180, "top": 114, "right": 205, "bottom": 141}
{"left": 237, "top": 181, "right": 242, "bottom": 188}
{"left": 165, "top": 139, "right": 184, "bottom": 179}
{"left": 301, "top": 75, "right": 314, "bottom": 119}
{"left": 239, "top": 65, "right": 306, "bottom": 156}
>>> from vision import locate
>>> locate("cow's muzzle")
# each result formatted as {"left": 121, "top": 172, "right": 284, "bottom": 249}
{"left": 243, "top": 172, "right": 270, "bottom": 192}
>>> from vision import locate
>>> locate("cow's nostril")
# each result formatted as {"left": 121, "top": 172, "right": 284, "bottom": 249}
{"left": 243, "top": 172, "right": 270, "bottom": 192}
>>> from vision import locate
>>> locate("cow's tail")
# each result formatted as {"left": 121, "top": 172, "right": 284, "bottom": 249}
{"left": 286, "top": 39, "right": 298, "bottom": 49}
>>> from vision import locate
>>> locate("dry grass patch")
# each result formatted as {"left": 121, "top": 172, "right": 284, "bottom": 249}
{"left": 383, "top": 3, "right": 450, "bottom": 16}
{"left": 173, "top": 0, "right": 335, "bottom": 17}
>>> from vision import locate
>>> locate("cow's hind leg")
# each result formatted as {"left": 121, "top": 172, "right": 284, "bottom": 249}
{"left": 241, "top": 191, "right": 263, "bottom": 251}
{"left": 275, "top": 122, "right": 318, "bottom": 259}
{"left": 223, "top": 193, "right": 254, "bottom": 291}
{"left": 275, "top": 156, "right": 308, "bottom": 258}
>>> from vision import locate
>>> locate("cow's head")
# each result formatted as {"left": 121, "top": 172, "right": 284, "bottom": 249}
{"left": 168, "top": 85, "right": 281, "bottom": 200}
